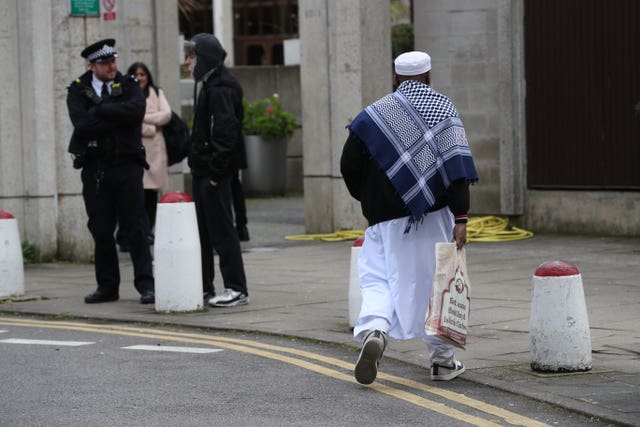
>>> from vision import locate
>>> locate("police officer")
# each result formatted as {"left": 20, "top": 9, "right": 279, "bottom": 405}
{"left": 67, "top": 38, "right": 155, "bottom": 304}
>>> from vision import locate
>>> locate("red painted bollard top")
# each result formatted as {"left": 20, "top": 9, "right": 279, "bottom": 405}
{"left": 0, "top": 209, "right": 15, "bottom": 219}
{"left": 353, "top": 236, "right": 365, "bottom": 247}
{"left": 159, "top": 191, "right": 193, "bottom": 203}
{"left": 535, "top": 260, "right": 580, "bottom": 277}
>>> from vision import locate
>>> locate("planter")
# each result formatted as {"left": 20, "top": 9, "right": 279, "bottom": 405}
{"left": 242, "top": 134, "right": 287, "bottom": 196}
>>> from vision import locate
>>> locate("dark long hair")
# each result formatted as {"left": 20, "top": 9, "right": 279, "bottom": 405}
{"left": 127, "top": 62, "right": 156, "bottom": 98}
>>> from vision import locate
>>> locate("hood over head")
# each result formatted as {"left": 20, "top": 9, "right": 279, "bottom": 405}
{"left": 187, "top": 33, "right": 227, "bottom": 82}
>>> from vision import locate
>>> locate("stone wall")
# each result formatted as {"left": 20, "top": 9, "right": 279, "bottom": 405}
{"left": 1, "top": 1, "right": 60, "bottom": 260}
{"left": 413, "top": 0, "right": 525, "bottom": 216}
{"left": 299, "top": 0, "right": 391, "bottom": 233}
{"left": 524, "top": 191, "right": 640, "bottom": 236}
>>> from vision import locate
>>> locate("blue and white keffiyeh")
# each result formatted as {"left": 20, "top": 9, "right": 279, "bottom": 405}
{"left": 349, "top": 80, "right": 478, "bottom": 222}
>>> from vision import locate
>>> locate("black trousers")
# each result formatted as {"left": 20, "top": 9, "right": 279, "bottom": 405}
{"left": 81, "top": 162, "right": 154, "bottom": 295}
{"left": 192, "top": 175, "right": 247, "bottom": 295}
{"left": 115, "top": 189, "right": 157, "bottom": 246}
{"left": 144, "top": 189, "right": 158, "bottom": 231}
{"left": 231, "top": 170, "right": 247, "bottom": 228}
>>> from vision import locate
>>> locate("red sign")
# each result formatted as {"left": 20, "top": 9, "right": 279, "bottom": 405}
{"left": 102, "top": 0, "right": 116, "bottom": 21}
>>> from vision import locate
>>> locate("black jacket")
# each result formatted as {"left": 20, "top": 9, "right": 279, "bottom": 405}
{"left": 66, "top": 70, "right": 146, "bottom": 166}
{"left": 188, "top": 66, "right": 245, "bottom": 178}
{"left": 340, "top": 132, "right": 469, "bottom": 227}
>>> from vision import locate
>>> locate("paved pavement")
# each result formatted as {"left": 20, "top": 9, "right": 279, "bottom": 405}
{"left": 2, "top": 197, "right": 639, "bottom": 426}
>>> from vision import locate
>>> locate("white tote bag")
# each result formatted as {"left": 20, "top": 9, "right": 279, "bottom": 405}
{"left": 424, "top": 242, "right": 471, "bottom": 349}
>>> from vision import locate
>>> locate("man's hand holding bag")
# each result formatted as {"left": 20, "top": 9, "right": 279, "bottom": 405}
{"left": 424, "top": 242, "right": 471, "bottom": 349}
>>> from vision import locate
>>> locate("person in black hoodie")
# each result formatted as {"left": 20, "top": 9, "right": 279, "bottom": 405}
{"left": 184, "top": 33, "right": 248, "bottom": 307}
{"left": 66, "top": 38, "right": 155, "bottom": 305}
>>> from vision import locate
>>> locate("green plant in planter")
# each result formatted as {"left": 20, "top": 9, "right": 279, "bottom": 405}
{"left": 243, "top": 95, "right": 299, "bottom": 141}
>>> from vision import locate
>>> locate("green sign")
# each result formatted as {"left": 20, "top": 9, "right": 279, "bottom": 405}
{"left": 70, "top": 0, "right": 100, "bottom": 16}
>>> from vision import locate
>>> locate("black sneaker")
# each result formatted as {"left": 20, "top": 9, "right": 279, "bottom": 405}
{"left": 140, "top": 290, "right": 155, "bottom": 304}
{"left": 430, "top": 360, "right": 465, "bottom": 381}
{"left": 354, "top": 330, "right": 387, "bottom": 384}
{"left": 85, "top": 290, "right": 119, "bottom": 304}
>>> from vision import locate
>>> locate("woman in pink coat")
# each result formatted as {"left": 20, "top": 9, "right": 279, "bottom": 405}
{"left": 127, "top": 62, "right": 171, "bottom": 244}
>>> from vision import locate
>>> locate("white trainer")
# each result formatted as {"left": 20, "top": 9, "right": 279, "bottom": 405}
{"left": 430, "top": 360, "right": 466, "bottom": 381}
{"left": 354, "top": 330, "right": 387, "bottom": 385}
{"left": 208, "top": 288, "right": 249, "bottom": 307}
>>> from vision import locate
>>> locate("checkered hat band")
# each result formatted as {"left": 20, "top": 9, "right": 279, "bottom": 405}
{"left": 87, "top": 45, "right": 117, "bottom": 62}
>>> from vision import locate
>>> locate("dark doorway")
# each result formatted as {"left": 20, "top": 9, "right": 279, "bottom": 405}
{"left": 525, "top": 0, "right": 640, "bottom": 189}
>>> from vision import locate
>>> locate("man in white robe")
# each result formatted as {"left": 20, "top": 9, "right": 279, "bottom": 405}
{"left": 340, "top": 51, "right": 478, "bottom": 385}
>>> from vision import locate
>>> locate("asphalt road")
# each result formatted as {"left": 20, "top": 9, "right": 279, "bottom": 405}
{"left": 0, "top": 315, "right": 609, "bottom": 427}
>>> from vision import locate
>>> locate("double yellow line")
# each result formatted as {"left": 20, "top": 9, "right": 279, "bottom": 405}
{"left": 0, "top": 316, "right": 549, "bottom": 427}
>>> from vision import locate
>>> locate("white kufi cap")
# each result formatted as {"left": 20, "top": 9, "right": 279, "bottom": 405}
{"left": 394, "top": 51, "right": 431, "bottom": 76}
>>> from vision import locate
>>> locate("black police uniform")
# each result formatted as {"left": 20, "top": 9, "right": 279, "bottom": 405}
{"left": 67, "top": 69, "right": 154, "bottom": 302}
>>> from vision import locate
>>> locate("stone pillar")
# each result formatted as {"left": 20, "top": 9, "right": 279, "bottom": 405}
{"left": 5, "top": 1, "right": 58, "bottom": 259}
{"left": 153, "top": 2, "right": 183, "bottom": 192}
{"left": 52, "top": 4, "right": 97, "bottom": 261}
{"left": 153, "top": 2, "right": 180, "bottom": 108}
{"left": 0, "top": 1, "right": 23, "bottom": 226}
{"left": 413, "top": 0, "right": 525, "bottom": 216}
{"left": 214, "top": 0, "right": 235, "bottom": 66}
{"left": 500, "top": 0, "right": 525, "bottom": 215}
{"left": 299, "top": 0, "right": 390, "bottom": 233}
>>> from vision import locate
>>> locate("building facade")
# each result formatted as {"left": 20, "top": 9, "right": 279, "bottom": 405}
{"left": 1, "top": 0, "right": 638, "bottom": 263}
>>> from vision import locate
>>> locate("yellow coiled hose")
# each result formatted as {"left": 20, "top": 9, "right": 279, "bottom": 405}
{"left": 466, "top": 216, "right": 534, "bottom": 242}
{"left": 284, "top": 230, "right": 365, "bottom": 242}
{"left": 284, "top": 216, "right": 533, "bottom": 242}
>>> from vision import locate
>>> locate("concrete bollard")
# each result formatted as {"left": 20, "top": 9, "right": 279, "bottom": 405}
{"left": 348, "top": 235, "right": 365, "bottom": 327}
{"left": 154, "top": 192, "right": 203, "bottom": 312}
{"left": 530, "top": 260, "right": 592, "bottom": 372}
{"left": 0, "top": 210, "right": 25, "bottom": 298}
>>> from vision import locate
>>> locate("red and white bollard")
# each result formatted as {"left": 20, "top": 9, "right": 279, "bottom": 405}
{"left": 0, "top": 209, "right": 25, "bottom": 298}
{"left": 348, "top": 235, "right": 365, "bottom": 327}
{"left": 530, "top": 260, "right": 592, "bottom": 372}
{"left": 154, "top": 192, "right": 203, "bottom": 312}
